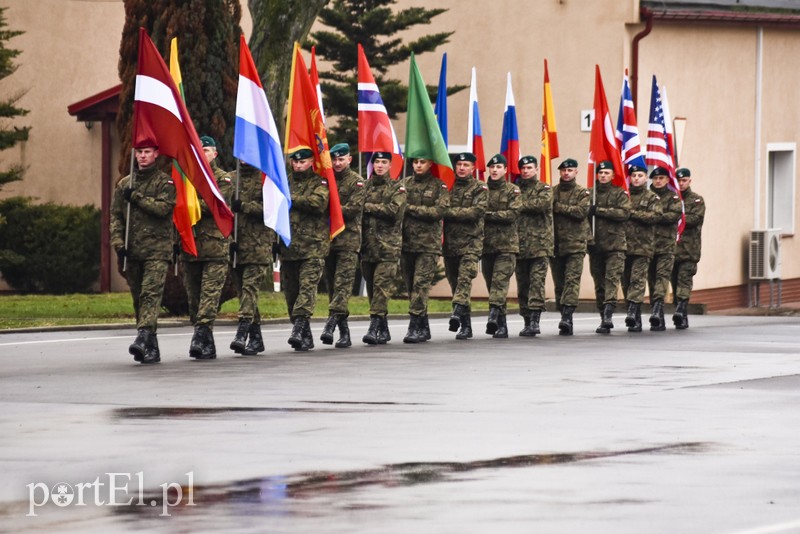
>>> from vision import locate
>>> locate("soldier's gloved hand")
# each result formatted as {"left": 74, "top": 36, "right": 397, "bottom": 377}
{"left": 272, "top": 242, "right": 280, "bottom": 257}
{"left": 116, "top": 247, "right": 127, "bottom": 262}
{"left": 229, "top": 242, "right": 239, "bottom": 258}
{"left": 123, "top": 187, "right": 134, "bottom": 202}
{"left": 173, "top": 244, "right": 181, "bottom": 257}
{"left": 231, "top": 199, "right": 242, "bottom": 213}
{"left": 588, "top": 205, "right": 597, "bottom": 217}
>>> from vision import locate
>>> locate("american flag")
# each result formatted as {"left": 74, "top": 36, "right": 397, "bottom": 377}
{"left": 615, "top": 71, "right": 646, "bottom": 171}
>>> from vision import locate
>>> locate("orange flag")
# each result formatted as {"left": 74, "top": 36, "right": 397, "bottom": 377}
{"left": 284, "top": 42, "right": 344, "bottom": 239}
{"left": 540, "top": 59, "right": 559, "bottom": 185}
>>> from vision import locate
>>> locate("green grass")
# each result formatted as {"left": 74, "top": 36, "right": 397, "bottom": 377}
{"left": 0, "top": 292, "right": 489, "bottom": 330}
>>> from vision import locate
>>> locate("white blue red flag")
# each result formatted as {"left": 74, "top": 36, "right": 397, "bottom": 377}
{"left": 615, "top": 70, "right": 647, "bottom": 172}
{"left": 466, "top": 67, "right": 486, "bottom": 180}
{"left": 233, "top": 34, "right": 291, "bottom": 246}
{"left": 500, "top": 72, "right": 520, "bottom": 181}
{"left": 357, "top": 43, "right": 404, "bottom": 179}
{"left": 434, "top": 53, "right": 448, "bottom": 147}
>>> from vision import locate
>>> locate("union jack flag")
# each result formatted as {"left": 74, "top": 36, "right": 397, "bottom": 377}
{"left": 615, "top": 71, "right": 646, "bottom": 172}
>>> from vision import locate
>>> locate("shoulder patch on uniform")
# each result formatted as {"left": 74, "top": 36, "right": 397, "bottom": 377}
{"left": 673, "top": 195, "right": 679, "bottom": 200}
{"left": 695, "top": 198, "right": 702, "bottom": 203}
{"left": 441, "top": 183, "right": 447, "bottom": 188}
{"left": 481, "top": 184, "right": 488, "bottom": 190}
{"left": 513, "top": 188, "right": 521, "bottom": 195}
{"left": 584, "top": 190, "right": 590, "bottom": 195}
{"left": 221, "top": 177, "right": 231, "bottom": 183}
{"left": 544, "top": 185, "right": 551, "bottom": 189}
{"left": 655, "top": 195, "right": 661, "bottom": 200}
{"left": 399, "top": 186, "right": 407, "bottom": 193}
{"left": 321, "top": 179, "right": 328, "bottom": 186}
{"left": 167, "top": 180, "right": 174, "bottom": 185}
{"left": 356, "top": 181, "right": 364, "bottom": 187}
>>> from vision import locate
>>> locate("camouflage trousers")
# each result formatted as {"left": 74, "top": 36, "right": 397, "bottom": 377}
{"left": 671, "top": 260, "right": 698, "bottom": 301}
{"left": 622, "top": 254, "right": 650, "bottom": 304}
{"left": 481, "top": 253, "right": 516, "bottom": 310}
{"left": 325, "top": 250, "right": 358, "bottom": 316}
{"left": 231, "top": 263, "right": 268, "bottom": 324}
{"left": 184, "top": 260, "right": 229, "bottom": 327}
{"left": 401, "top": 252, "right": 439, "bottom": 316}
{"left": 362, "top": 259, "right": 397, "bottom": 316}
{"left": 550, "top": 253, "right": 586, "bottom": 309}
{"left": 516, "top": 256, "right": 549, "bottom": 313}
{"left": 126, "top": 259, "right": 169, "bottom": 331}
{"left": 648, "top": 252, "right": 675, "bottom": 302}
{"left": 444, "top": 254, "right": 479, "bottom": 308}
{"left": 281, "top": 258, "right": 324, "bottom": 319}
{"left": 589, "top": 250, "right": 625, "bottom": 310}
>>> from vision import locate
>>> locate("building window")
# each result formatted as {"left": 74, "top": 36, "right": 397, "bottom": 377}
{"left": 766, "top": 143, "right": 796, "bottom": 236}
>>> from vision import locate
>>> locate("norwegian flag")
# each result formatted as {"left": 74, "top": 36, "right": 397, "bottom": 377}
{"left": 357, "top": 44, "right": 403, "bottom": 178}
{"left": 615, "top": 70, "right": 646, "bottom": 173}
{"left": 646, "top": 75, "right": 685, "bottom": 239}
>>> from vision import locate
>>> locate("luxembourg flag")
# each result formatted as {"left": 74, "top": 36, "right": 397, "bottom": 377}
{"left": 466, "top": 67, "right": 486, "bottom": 180}
{"left": 500, "top": 72, "right": 520, "bottom": 181}
{"left": 233, "top": 34, "right": 291, "bottom": 246}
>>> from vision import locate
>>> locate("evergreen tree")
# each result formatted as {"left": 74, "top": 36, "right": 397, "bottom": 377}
{"left": 117, "top": 0, "right": 242, "bottom": 173}
{"left": 0, "top": 6, "right": 29, "bottom": 191}
{"left": 310, "top": 0, "right": 461, "bottom": 149}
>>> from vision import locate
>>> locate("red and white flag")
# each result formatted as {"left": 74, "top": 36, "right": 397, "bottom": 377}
{"left": 132, "top": 28, "right": 233, "bottom": 237}
{"left": 310, "top": 46, "right": 325, "bottom": 124}
{"left": 587, "top": 65, "right": 626, "bottom": 191}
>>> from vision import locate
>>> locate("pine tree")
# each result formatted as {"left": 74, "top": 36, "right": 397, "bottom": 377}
{"left": 310, "top": 0, "right": 460, "bottom": 149}
{"left": 0, "top": 6, "right": 29, "bottom": 191}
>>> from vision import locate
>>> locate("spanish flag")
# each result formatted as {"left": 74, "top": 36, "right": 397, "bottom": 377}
{"left": 540, "top": 59, "right": 559, "bottom": 185}
{"left": 284, "top": 42, "right": 344, "bottom": 239}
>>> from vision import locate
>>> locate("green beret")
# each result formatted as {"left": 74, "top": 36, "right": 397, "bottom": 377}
{"left": 628, "top": 164, "right": 647, "bottom": 175}
{"left": 371, "top": 151, "right": 392, "bottom": 162}
{"left": 519, "top": 155, "right": 538, "bottom": 167}
{"left": 289, "top": 148, "right": 314, "bottom": 161}
{"left": 488, "top": 154, "right": 507, "bottom": 166}
{"left": 200, "top": 135, "right": 216, "bottom": 148}
{"left": 330, "top": 143, "right": 350, "bottom": 158}
{"left": 456, "top": 152, "right": 477, "bottom": 163}
{"left": 649, "top": 166, "right": 669, "bottom": 178}
{"left": 676, "top": 167, "right": 691, "bottom": 178}
{"left": 558, "top": 158, "right": 578, "bottom": 169}
{"left": 596, "top": 160, "right": 614, "bottom": 173}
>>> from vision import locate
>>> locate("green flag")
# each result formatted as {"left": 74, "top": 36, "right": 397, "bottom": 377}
{"left": 405, "top": 53, "right": 454, "bottom": 189}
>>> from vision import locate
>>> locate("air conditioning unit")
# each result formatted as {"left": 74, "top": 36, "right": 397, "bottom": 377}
{"left": 749, "top": 229, "right": 782, "bottom": 280}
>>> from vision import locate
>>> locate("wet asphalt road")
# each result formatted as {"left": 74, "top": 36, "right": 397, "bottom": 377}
{"left": 1, "top": 312, "right": 800, "bottom": 533}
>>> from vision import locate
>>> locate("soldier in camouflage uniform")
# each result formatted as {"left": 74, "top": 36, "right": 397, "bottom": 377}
{"left": 647, "top": 166, "right": 683, "bottom": 331}
{"left": 281, "top": 148, "right": 330, "bottom": 351}
{"left": 110, "top": 140, "right": 176, "bottom": 364}
{"left": 183, "top": 136, "right": 234, "bottom": 360}
{"left": 588, "top": 161, "right": 631, "bottom": 334}
{"left": 228, "top": 160, "right": 277, "bottom": 356}
{"left": 671, "top": 167, "right": 705, "bottom": 329}
{"left": 443, "top": 152, "right": 487, "bottom": 340}
{"left": 401, "top": 157, "right": 450, "bottom": 343}
{"left": 621, "top": 164, "right": 661, "bottom": 332}
{"left": 481, "top": 154, "right": 521, "bottom": 339}
{"left": 515, "top": 155, "right": 553, "bottom": 337}
{"left": 551, "top": 158, "right": 591, "bottom": 335}
{"left": 320, "top": 143, "right": 366, "bottom": 348}
{"left": 361, "top": 152, "right": 406, "bottom": 345}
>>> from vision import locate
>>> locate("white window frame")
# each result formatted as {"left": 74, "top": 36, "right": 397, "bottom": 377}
{"left": 765, "top": 142, "right": 796, "bottom": 236}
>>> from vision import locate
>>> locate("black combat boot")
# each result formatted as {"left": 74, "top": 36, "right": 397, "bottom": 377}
{"left": 558, "top": 306, "right": 575, "bottom": 336}
{"left": 420, "top": 315, "right": 431, "bottom": 341}
{"left": 519, "top": 311, "right": 534, "bottom": 337}
{"left": 192, "top": 325, "right": 217, "bottom": 359}
{"left": 628, "top": 303, "right": 643, "bottom": 333}
{"left": 456, "top": 312, "right": 473, "bottom": 340}
{"left": 625, "top": 301, "right": 637, "bottom": 329}
{"left": 335, "top": 316, "right": 352, "bottom": 348}
{"left": 649, "top": 300, "right": 666, "bottom": 331}
{"left": 288, "top": 316, "right": 306, "bottom": 349}
{"left": 531, "top": 310, "right": 542, "bottom": 335}
{"left": 674, "top": 299, "right": 689, "bottom": 330}
{"left": 403, "top": 314, "right": 423, "bottom": 344}
{"left": 300, "top": 319, "right": 315, "bottom": 351}
{"left": 229, "top": 319, "right": 250, "bottom": 354}
{"left": 596, "top": 310, "right": 610, "bottom": 334}
{"left": 320, "top": 314, "right": 338, "bottom": 345}
{"left": 486, "top": 305, "right": 500, "bottom": 335}
{"left": 449, "top": 303, "right": 467, "bottom": 332}
{"left": 377, "top": 315, "right": 390, "bottom": 344}
{"left": 244, "top": 323, "right": 264, "bottom": 355}
{"left": 602, "top": 303, "right": 615, "bottom": 330}
{"left": 363, "top": 315, "right": 381, "bottom": 345}
{"left": 189, "top": 325, "right": 203, "bottom": 358}
{"left": 493, "top": 312, "right": 509, "bottom": 338}
{"left": 129, "top": 328, "right": 148, "bottom": 362}
{"left": 141, "top": 331, "right": 161, "bottom": 364}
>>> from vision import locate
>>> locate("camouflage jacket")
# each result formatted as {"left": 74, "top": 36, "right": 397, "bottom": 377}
{"left": 184, "top": 160, "right": 234, "bottom": 262}
{"left": 675, "top": 187, "right": 705, "bottom": 262}
{"left": 552, "top": 179, "right": 591, "bottom": 256}
{"left": 625, "top": 183, "right": 661, "bottom": 258}
{"left": 517, "top": 177, "right": 553, "bottom": 259}
{"left": 234, "top": 163, "right": 276, "bottom": 265}
{"left": 482, "top": 178, "right": 521, "bottom": 255}
{"left": 443, "top": 176, "right": 487, "bottom": 257}
{"left": 361, "top": 172, "right": 406, "bottom": 262}
{"left": 650, "top": 184, "right": 684, "bottom": 254}
{"left": 110, "top": 164, "right": 176, "bottom": 262}
{"left": 280, "top": 167, "right": 330, "bottom": 261}
{"left": 331, "top": 167, "right": 366, "bottom": 253}
{"left": 402, "top": 171, "right": 449, "bottom": 254}
{"left": 588, "top": 181, "right": 631, "bottom": 253}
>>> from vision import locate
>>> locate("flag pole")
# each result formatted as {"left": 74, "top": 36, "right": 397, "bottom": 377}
{"left": 122, "top": 147, "right": 135, "bottom": 272}
{"left": 233, "top": 160, "right": 240, "bottom": 268}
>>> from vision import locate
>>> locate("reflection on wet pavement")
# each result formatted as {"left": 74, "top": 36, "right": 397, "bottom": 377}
{"left": 111, "top": 406, "right": 348, "bottom": 419}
